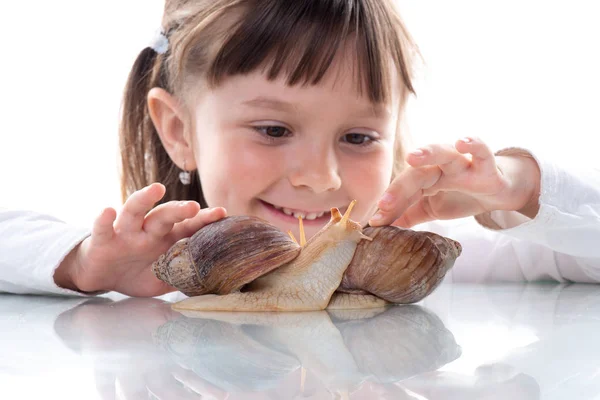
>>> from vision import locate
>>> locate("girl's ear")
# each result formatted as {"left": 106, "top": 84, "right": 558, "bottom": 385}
{"left": 147, "top": 88, "right": 197, "bottom": 170}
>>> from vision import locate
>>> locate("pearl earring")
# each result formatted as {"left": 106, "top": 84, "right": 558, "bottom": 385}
{"left": 179, "top": 160, "right": 191, "bottom": 185}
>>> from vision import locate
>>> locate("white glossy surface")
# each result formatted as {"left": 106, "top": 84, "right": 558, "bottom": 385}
{"left": 1, "top": 283, "right": 599, "bottom": 399}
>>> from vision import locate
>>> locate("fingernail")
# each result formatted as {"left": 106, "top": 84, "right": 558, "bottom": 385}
{"left": 459, "top": 137, "right": 472, "bottom": 143}
{"left": 410, "top": 148, "right": 425, "bottom": 157}
{"left": 370, "top": 212, "right": 383, "bottom": 222}
{"left": 378, "top": 192, "right": 395, "bottom": 206}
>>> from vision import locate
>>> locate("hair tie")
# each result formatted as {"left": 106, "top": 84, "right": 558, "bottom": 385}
{"left": 149, "top": 28, "right": 169, "bottom": 55}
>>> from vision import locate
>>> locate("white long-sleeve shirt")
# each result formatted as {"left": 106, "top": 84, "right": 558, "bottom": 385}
{"left": 1, "top": 148, "right": 599, "bottom": 298}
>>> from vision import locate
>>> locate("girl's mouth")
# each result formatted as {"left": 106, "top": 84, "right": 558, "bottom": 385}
{"left": 259, "top": 200, "right": 336, "bottom": 224}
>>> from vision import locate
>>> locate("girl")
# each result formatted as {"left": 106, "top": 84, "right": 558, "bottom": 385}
{"left": 1, "top": 0, "right": 599, "bottom": 298}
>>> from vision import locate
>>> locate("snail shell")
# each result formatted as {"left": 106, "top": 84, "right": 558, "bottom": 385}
{"left": 152, "top": 216, "right": 301, "bottom": 297}
{"left": 338, "top": 226, "right": 462, "bottom": 304}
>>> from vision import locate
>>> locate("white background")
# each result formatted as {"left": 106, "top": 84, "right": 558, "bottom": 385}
{"left": 0, "top": 2, "right": 599, "bottom": 397}
{"left": 1, "top": 1, "right": 598, "bottom": 228}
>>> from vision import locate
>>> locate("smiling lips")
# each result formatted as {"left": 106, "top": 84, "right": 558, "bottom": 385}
{"left": 263, "top": 200, "right": 347, "bottom": 221}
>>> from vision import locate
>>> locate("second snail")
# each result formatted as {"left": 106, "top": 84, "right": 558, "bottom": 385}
{"left": 152, "top": 200, "right": 462, "bottom": 312}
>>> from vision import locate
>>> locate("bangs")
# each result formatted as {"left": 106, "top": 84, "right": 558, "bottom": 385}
{"left": 205, "top": 0, "right": 416, "bottom": 104}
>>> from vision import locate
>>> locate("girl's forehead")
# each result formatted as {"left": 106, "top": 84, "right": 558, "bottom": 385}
{"left": 210, "top": 44, "right": 401, "bottom": 109}
{"left": 197, "top": 67, "right": 398, "bottom": 123}
{"left": 238, "top": 58, "right": 394, "bottom": 93}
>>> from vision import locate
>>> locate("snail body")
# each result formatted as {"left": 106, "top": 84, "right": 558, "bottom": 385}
{"left": 152, "top": 201, "right": 462, "bottom": 312}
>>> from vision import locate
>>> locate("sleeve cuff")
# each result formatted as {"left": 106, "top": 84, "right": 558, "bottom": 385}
{"left": 474, "top": 146, "right": 555, "bottom": 233}
{"left": 0, "top": 209, "right": 109, "bottom": 297}
{"left": 42, "top": 229, "right": 103, "bottom": 297}
{"left": 49, "top": 232, "right": 109, "bottom": 297}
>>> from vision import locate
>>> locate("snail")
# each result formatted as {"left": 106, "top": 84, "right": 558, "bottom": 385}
{"left": 152, "top": 200, "right": 462, "bottom": 312}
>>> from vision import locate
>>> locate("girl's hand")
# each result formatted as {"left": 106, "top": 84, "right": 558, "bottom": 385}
{"left": 54, "top": 183, "right": 227, "bottom": 297}
{"left": 369, "top": 137, "right": 541, "bottom": 228}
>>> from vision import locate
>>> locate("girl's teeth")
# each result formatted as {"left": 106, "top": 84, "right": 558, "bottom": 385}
{"left": 271, "top": 204, "right": 327, "bottom": 219}
{"left": 305, "top": 213, "right": 318, "bottom": 220}
{"left": 292, "top": 211, "right": 306, "bottom": 219}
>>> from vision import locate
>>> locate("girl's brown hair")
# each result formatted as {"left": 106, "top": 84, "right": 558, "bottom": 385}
{"left": 119, "top": 0, "right": 419, "bottom": 208}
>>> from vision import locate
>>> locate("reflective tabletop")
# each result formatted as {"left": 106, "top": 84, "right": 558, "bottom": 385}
{"left": 1, "top": 283, "right": 599, "bottom": 399}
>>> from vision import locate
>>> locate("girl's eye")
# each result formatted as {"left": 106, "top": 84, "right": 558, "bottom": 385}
{"left": 343, "top": 133, "right": 374, "bottom": 146}
{"left": 255, "top": 126, "right": 290, "bottom": 138}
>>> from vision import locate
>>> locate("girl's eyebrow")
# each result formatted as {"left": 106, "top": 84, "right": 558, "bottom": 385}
{"left": 242, "top": 96, "right": 390, "bottom": 119}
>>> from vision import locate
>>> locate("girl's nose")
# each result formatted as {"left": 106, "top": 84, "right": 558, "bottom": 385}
{"left": 288, "top": 148, "right": 342, "bottom": 193}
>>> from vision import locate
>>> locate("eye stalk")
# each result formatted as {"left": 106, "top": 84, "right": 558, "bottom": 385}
{"left": 341, "top": 199, "right": 356, "bottom": 225}
{"left": 287, "top": 215, "right": 307, "bottom": 246}
{"left": 289, "top": 200, "right": 363, "bottom": 247}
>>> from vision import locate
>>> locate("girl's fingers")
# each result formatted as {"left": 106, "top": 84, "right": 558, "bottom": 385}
{"left": 142, "top": 200, "right": 201, "bottom": 238}
{"left": 170, "top": 207, "right": 228, "bottom": 240}
{"left": 91, "top": 207, "right": 117, "bottom": 244}
{"left": 371, "top": 138, "right": 500, "bottom": 228}
{"left": 455, "top": 137, "right": 498, "bottom": 176}
{"left": 369, "top": 165, "right": 441, "bottom": 226}
{"left": 115, "top": 183, "right": 166, "bottom": 232}
{"left": 391, "top": 197, "right": 441, "bottom": 228}
{"left": 407, "top": 143, "right": 471, "bottom": 176}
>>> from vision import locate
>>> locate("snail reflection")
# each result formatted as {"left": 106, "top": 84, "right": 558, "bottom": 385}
{"left": 156, "top": 305, "right": 462, "bottom": 396}
{"left": 51, "top": 297, "right": 463, "bottom": 398}
{"left": 49, "top": 283, "right": 597, "bottom": 399}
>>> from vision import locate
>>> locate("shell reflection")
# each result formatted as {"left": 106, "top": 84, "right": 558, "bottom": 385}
{"left": 154, "top": 305, "right": 461, "bottom": 395}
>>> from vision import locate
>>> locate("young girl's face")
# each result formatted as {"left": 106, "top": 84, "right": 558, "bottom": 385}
{"left": 190, "top": 52, "right": 401, "bottom": 239}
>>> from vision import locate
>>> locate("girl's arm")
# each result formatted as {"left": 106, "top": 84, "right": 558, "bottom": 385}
{"left": 458, "top": 148, "right": 600, "bottom": 282}
{"left": 374, "top": 142, "right": 600, "bottom": 283}
{"left": 0, "top": 184, "right": 227, "bottom": 297}
{"left": 0, "top": 208, "right": 93, "bottom": 296}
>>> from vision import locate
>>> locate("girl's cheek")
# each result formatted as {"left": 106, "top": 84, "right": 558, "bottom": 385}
{"left": 221, "top": 140, "right": 286, "bottom": 181}
{"left": 340, "top": 151, "right": 392, "bottom": 218}
{"left": 344, "top": 150, "right": 391, "bottom": 190}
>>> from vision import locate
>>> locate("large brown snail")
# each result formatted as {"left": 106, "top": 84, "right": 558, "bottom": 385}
{"left": 152, "top": 200, "right": 462, "bottom": 312}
